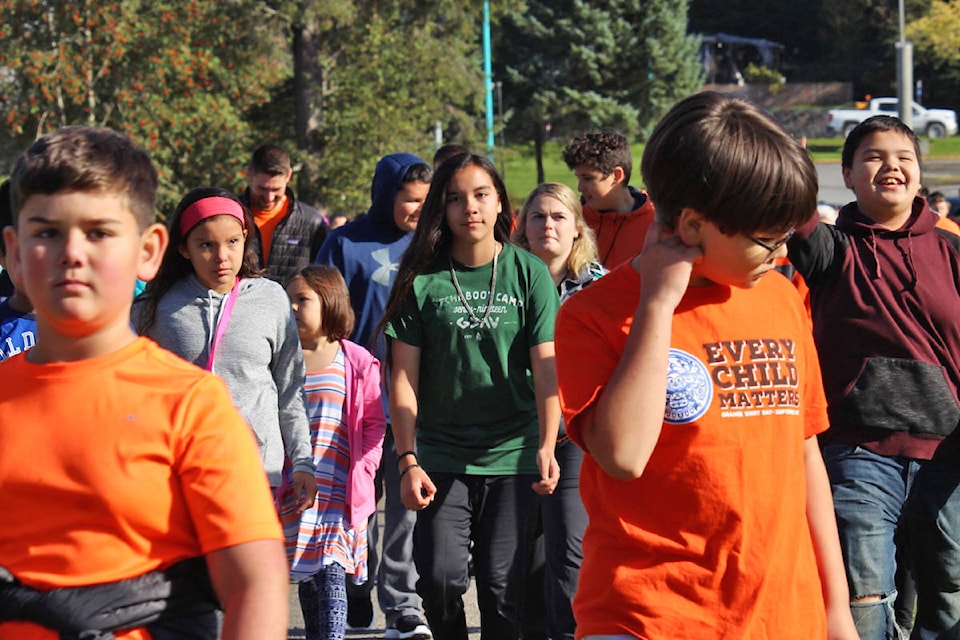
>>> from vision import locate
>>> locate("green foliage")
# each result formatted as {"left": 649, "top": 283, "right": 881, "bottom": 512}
{"left": 743, "top": 64, "right": 784, "bottom": 86}
{"left": 252, "top": 0, "right": 503, "bottom": 212}
{"left": 0, "top": 0, "right": 288, "bottom": 215}
{"left": 313, "top": 3, "right": 486, "bottom": 212}
{"left": 496, "top": 0, "right": 703, "bottom": 182}
{"left": 907, "top": 0, "right": 960, "bottom": 112}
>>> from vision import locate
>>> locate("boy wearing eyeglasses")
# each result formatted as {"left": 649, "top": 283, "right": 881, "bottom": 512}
{"left": 787, "top": 115, "right": 960, "bottom": 640}
{"left": 554, "top": 92, "right": 857, "bottom": 639}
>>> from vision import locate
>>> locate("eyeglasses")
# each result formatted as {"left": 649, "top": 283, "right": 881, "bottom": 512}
{"left": 749, "top": 229, "right": 795, "bottom": 258}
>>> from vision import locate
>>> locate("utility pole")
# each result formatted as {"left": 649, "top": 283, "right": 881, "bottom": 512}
{"left": 483, "top": 1, "right": 495, "bottom": 159}
{"left": 896, "top": 0, "right": 913, "bottom": 129}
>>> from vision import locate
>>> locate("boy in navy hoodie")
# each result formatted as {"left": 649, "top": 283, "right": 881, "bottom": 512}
{"left": 314, "top": 153, "right": 433, "bottom": 640}
{"left": 788, "top": 115, "right": 960, "bottom": 640}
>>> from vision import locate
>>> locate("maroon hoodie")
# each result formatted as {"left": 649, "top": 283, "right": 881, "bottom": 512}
{"left": 788, "top": 197, "right": 960, "bottom": 460}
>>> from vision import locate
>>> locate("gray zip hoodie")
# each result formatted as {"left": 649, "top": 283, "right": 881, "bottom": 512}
{"left": 134, "top": 275, "right": 313, "bottom": 486}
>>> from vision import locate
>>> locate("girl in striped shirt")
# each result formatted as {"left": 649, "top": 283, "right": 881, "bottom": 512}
{"left": 280, "top": 265, "right": 386, "bottom": 640}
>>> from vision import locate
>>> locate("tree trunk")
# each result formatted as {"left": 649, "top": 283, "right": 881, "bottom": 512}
{"left": 292, "top": 20, "right": 322, "bottom": 154}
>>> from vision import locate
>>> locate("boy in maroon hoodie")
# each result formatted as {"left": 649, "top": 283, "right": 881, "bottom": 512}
{"left": 788, "top": 115, "right": 960, "bottom": 640}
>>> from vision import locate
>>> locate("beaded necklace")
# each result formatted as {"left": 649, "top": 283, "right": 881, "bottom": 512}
{"left": 449, "top": 245, "right": 499, "bottom": 326}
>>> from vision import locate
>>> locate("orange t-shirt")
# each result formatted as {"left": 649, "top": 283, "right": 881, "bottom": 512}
{"left": 555, "top": 264, "right": 829, "bottom": 639}
{"left": 0, "top": 338, "right": 282, "bottom": 639}
{"left": 252, "top": 195, "right": 290, "bottom": 264}
{"left": 583, "top": 191, "right": 655, "bottom": 269}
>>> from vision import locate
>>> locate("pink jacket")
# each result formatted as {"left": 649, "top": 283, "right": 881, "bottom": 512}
{"left": 342, "top": 339, "right": 386, "bottom": 527}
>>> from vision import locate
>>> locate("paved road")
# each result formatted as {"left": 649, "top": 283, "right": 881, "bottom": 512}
{"left": 287, "top": 583, "right": 481, "bottom": 639}
{"left": 287, "top": 503, "right": 481, "bottom": 639}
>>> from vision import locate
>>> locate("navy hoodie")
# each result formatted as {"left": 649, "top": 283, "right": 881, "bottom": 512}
{"left": 315, "top": 153, "right": 428, "bottom": 359}
{"left": 788, "top": 197, "right": 960, "bottom": 460}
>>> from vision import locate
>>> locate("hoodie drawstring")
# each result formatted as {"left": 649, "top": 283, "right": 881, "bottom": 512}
{"left": 868, "top": 229, "right": 882, "bottom": 280}
{"left": 905, "top": 231, "right": 918, "bottom": 288}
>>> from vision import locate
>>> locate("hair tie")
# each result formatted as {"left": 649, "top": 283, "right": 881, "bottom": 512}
{"left": 180, "top": 196, "right": 246, "bottom": 237}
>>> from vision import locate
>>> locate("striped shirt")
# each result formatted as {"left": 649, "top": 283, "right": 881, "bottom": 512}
{"left": 279, "top": 347, "right": 369, "bottom": 581}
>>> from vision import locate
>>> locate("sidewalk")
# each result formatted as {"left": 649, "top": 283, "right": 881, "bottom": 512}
{"left": 287, "top": 502, "right": 482, "bottom": 639}
{"left": 287, "top": 581, "right": 481, "bottom": 639}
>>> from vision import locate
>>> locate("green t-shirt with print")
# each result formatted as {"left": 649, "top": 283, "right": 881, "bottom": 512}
{"left": 386, "top": 243, "right": 560, "bottom": 475}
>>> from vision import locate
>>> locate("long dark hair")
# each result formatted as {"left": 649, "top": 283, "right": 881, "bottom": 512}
{"left": 375, "top": 152, "right": 513, "bottom": 345}
{"left": 135, "top": 186, "right": 261, "bottom": 334}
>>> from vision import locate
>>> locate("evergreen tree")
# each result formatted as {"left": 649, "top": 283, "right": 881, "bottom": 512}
{"left": 496, "top": 0, "right": 702, "bottom": 183}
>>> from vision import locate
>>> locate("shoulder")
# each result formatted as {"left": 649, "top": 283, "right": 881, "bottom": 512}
{"left": 759, "top": 268, "right": 806, "bottom": 298}
{"left": 568, "top": 261, "right": 635, "bottom": 303}
{"left": 341, "top": 340, "right": 378, "bottom": 367}
{"left": 129, "top": 338, "right": 228, "bottom": 394}
{"left": 328, "top": 215, "right": 381, "bottom": 245}
{"left": 560, "top": 261, "right": 607, "bottom": 301}
{"left": 559, "top": 262, "right": 636, "bottom": 325}
{"left": 239, "top": 277, "right": 289, "bottom": 304}
{"left": 141, "top": 338, "right": 205, "bottom": 373}
{"left": 628, "top": 187, "right": 655, "bottom": 217}
{"left": 292, "top": 197, "right": 326, "bottom": 224}
{"left": 503, "top": 244, "right": 548, "bottom": 272}
{"left": 934, "top": 227, "right": 960, "bottom": 254}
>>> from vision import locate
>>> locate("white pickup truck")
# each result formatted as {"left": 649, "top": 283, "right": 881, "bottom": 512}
{"left": 826, "top": 97, "right": 958, "bottom": 138}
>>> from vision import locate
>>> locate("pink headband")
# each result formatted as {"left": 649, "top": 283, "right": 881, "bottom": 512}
{"left": 179, "top": 196, "right": 246, "bottom": 236}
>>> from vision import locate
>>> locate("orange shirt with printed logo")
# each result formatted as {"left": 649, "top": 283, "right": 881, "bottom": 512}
{"left": 0, "top": 338, "right": 282, "bottom": 639}
{"left": 556, "top": 263, "right": 829, "bottom": 639}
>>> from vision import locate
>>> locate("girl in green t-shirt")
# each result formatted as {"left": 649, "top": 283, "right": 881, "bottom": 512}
{"left": 379, "top": 152, "right": 560, "bottom": 640}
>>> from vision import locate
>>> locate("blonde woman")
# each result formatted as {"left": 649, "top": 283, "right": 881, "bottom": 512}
{"left": 511, "top": 182, "right": 606, "bottom": 640}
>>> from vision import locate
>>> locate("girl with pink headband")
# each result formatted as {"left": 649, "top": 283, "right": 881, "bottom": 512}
{"left": 134, "top": 186, "right": 317, "bottom": 512}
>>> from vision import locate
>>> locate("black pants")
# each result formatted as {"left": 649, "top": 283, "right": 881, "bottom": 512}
{"left": 517, "top": 438, "right": 586, "bottom": 640}
{"left": 413, "top": 473, "right": 538, "bottom": 640}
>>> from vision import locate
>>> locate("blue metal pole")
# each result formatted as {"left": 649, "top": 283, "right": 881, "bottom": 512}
{"left": 483, "top": 1, "right": 495, "bottom": 158}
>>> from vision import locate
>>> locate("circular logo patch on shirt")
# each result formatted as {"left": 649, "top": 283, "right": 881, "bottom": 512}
{"left": 664, "top": 348, "right": 713, "bottom": 424}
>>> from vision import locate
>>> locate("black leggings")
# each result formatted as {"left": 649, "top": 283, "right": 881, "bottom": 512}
{"left": 298, "top": 563, "right": 348, "bottom": 640}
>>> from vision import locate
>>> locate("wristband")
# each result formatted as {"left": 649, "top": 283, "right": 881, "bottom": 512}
{"left": 397, "top": 450, "right": 418, "bottom": 464}
{"left": 399, "top": 463, "right": 420, "bottom": 479}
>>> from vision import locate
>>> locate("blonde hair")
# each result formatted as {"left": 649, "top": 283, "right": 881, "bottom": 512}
{"left": 513, "top": 182, "right": 599, "bottom": 278}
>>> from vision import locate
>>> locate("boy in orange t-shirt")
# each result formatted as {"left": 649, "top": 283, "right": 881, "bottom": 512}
{"left": 562, "top": 129, "right": 655, "bottom": 269}
{"left": 554, "top": 93, "right": 857, "bottom": 639}
{"left": 0, "top": 127, "right": 289, "bottom": 639}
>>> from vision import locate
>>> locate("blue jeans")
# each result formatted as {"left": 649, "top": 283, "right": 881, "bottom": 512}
{"left": 823, "top": 441, "right": 960, "bottom": 640}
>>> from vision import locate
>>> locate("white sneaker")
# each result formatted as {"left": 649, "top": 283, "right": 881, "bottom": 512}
{"left": 385, "top": 614, "right": 433, "bottom": 639}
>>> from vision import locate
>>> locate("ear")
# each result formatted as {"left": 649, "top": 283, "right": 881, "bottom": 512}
{"left": 675, "top": 208, "right": 706, "bottom": 247}
{"left": 138, "top": 223, "right": 169, "bottom": 282}
{"left": 244, "top": 166, "right": 254, "bottom": 185}
{"left": 611, "top": 166, "right": 626, "bottom": 186}
{"left": 841, "top": 166, "right": 854, "bottom": 190}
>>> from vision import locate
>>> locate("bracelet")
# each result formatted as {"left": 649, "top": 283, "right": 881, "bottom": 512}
{"left": 399, "top": 463, "right": 420, "bottom": 479}
{"left": 397, "top": 450, "right": 418, "bottom": 465}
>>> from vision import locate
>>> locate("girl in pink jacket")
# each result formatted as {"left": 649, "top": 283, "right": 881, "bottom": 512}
{"left": 279, "top": 265, "right": 386, "bottom": 640}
